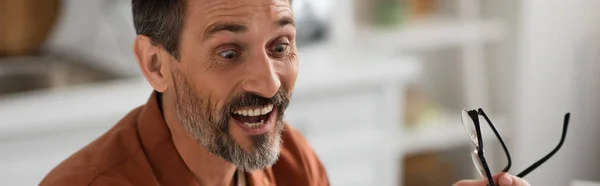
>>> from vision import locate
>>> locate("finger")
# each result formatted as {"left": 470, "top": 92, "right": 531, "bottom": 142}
{"left": 452, "top": 179, "right": 487, "bottom": 186}
{"left": 453, "top": 174, "right": 503, "bottom": 186}
{"left": 452, "top": 173, "right": 518, "bottom": 186}
{"left": 510, "top": 175, "right": 531, "bottom": 186}
{"left": 498, "top": 173, "right": 513, "bottom": 186}
{"left": 497, "top": 173, "right": 531, "bottom": 186}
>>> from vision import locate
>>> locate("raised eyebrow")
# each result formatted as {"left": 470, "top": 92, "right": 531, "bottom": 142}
{"left": 277, "top": 16, "right": 295, "bottom": 27}
{"left": 203, "top": 23, "right": 248, "bottom": 41}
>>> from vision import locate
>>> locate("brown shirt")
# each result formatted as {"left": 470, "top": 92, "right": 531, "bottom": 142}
{"left": 39, "top": 92, "right": 329, "bottom": 186}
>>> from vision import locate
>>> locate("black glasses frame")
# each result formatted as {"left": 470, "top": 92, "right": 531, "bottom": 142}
{"left": 465, "top": 108, "right": 570, "bottom": 186}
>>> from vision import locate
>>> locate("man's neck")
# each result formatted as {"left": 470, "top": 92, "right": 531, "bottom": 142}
{"left": 158, "top": 91, "right": 238, "bottom": 186}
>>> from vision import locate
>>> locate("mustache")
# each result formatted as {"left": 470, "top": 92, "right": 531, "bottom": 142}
{"left": 224, "top": 89, "right": 291, "bottom": 113}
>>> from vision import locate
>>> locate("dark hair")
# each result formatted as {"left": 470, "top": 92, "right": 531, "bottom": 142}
{"left": 132, "top": 0, "right": 293, "bottom": 59}
{"left": 132, "top": 0, "right": 186, "bottom": 59}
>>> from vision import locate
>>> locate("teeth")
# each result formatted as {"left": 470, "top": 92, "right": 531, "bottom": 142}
{"left": 243, "top": 120, "right": 265, "bottom": 128}
{"left": 254, "top": 108, "right": 261, "bottom": 116}
{"left": 233, "top": 105, "right": 274, "bottom": 116}
{"left": 261, "top": 107, "right": 268, "bottom": 115}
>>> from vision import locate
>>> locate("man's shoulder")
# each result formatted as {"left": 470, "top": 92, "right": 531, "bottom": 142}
{"left": 278, "top": 123, "right": 315, "bottom": 155}
{"left": 273, "top": 122, "right": 330, "bottom": 185}
{"left": 39, "top": 106, "right": 154, "bottom": 186}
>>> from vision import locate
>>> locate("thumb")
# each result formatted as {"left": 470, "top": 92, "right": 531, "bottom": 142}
{"left": 498, "top": 173, "right": 514, "bottom": 186}
{"left": 498, "top": 174, "right": 514, "bottom": 186}
{"left": 452, "top": 173, "right": 508, "bottom": 186}
{"left": 498, "top": 173, "right": 531, "bottom": 186}
{"left": 453, "top": 179, "right": 488, "bottom": 186}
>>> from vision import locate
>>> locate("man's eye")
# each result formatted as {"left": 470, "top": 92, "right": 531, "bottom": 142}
{"left": 271, "top": 43, "right": 289, "bottom": 53}
{"left": 218, "top": 50, "right": 239, "bottom": 59}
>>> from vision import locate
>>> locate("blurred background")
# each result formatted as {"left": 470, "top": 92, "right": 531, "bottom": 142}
{"left": 1, "top": 0, "right": 600, "bottom": 185}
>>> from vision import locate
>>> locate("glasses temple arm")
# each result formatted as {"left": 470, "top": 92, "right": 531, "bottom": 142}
{"left": 478, "top": 108, "right": 512, "bottom": 172}
{"left": 516, "top": 113, "right": 570, "bottom": 178}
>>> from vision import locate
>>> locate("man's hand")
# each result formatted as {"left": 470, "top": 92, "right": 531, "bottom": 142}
{"left": 453, "top": 173, "right": 530, "bottom": 186}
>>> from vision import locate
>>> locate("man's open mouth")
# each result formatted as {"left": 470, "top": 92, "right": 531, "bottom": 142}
{"left": 231, "top": 105, "right": 274, "bottom": 128}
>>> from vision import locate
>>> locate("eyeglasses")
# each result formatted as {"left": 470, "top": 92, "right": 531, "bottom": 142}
{"left": 461, "top": 108, "right": 570, "bottom": 186}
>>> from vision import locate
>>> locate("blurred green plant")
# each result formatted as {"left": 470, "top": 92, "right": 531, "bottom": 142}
{"left": 374, "top": 0, "right": 406, "bottom": 27}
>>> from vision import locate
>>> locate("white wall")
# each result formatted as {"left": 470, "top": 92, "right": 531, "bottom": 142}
{"left": 514, "top": 0, "right": 600, "bottom": 185}
{"left": 44, "top": 0, "right": 139, "bottom": 76}
{"left": 568, "top": 0, "right": 600, "bottom": 181}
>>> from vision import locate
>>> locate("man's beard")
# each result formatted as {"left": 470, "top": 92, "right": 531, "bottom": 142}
{"left": 172, "top": 71, "right": 289, "bottom": 171}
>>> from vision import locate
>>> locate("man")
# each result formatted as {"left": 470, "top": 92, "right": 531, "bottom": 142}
{"left": 40, "top": 0, "right": 530, "bottom": 185}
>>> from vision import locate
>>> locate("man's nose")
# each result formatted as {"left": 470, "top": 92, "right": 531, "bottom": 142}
{"left": 241, "top": 51, "right": 281, "bottom": 98}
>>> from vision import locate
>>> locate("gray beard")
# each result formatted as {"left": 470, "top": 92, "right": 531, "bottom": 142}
{"left": 172, "top": 71, "right": 284, "bottom": 172}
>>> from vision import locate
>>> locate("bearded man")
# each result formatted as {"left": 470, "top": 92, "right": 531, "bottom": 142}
{"left": 40, "top": 0, "right": 529, "bottom": 185}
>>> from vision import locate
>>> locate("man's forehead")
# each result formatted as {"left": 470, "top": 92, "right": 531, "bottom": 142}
{"left": 188, "top": 0, "right": 291, "bottom": 13}
{"left": 186, "top": 0, "right": 293, "bottom": 36}
{"left": 186, "top": 0, "right": 292, "bottom": 25}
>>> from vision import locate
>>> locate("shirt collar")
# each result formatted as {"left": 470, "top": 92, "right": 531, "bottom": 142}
{"left": 137, "top": 91, "right": 198, "bottom": 185}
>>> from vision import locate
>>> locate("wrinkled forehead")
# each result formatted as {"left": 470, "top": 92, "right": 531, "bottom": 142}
{"left": 186, "top": 0, "right": 293, "bottom": 31}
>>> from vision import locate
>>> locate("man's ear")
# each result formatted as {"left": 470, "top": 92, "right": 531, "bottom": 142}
{"left": 133, "top": 35, "right": 170, "bottom": 92}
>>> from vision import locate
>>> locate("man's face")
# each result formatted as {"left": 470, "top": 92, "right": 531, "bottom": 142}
{"left": 170, "top": 0, "right": 297, "bottom": 171}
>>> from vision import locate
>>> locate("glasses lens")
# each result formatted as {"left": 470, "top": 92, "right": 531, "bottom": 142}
{"left": 461, "top": 110, "right": 479, "bottom": 146}
{"left": 471, "top": 149, "right": 486, "bottom": 178}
